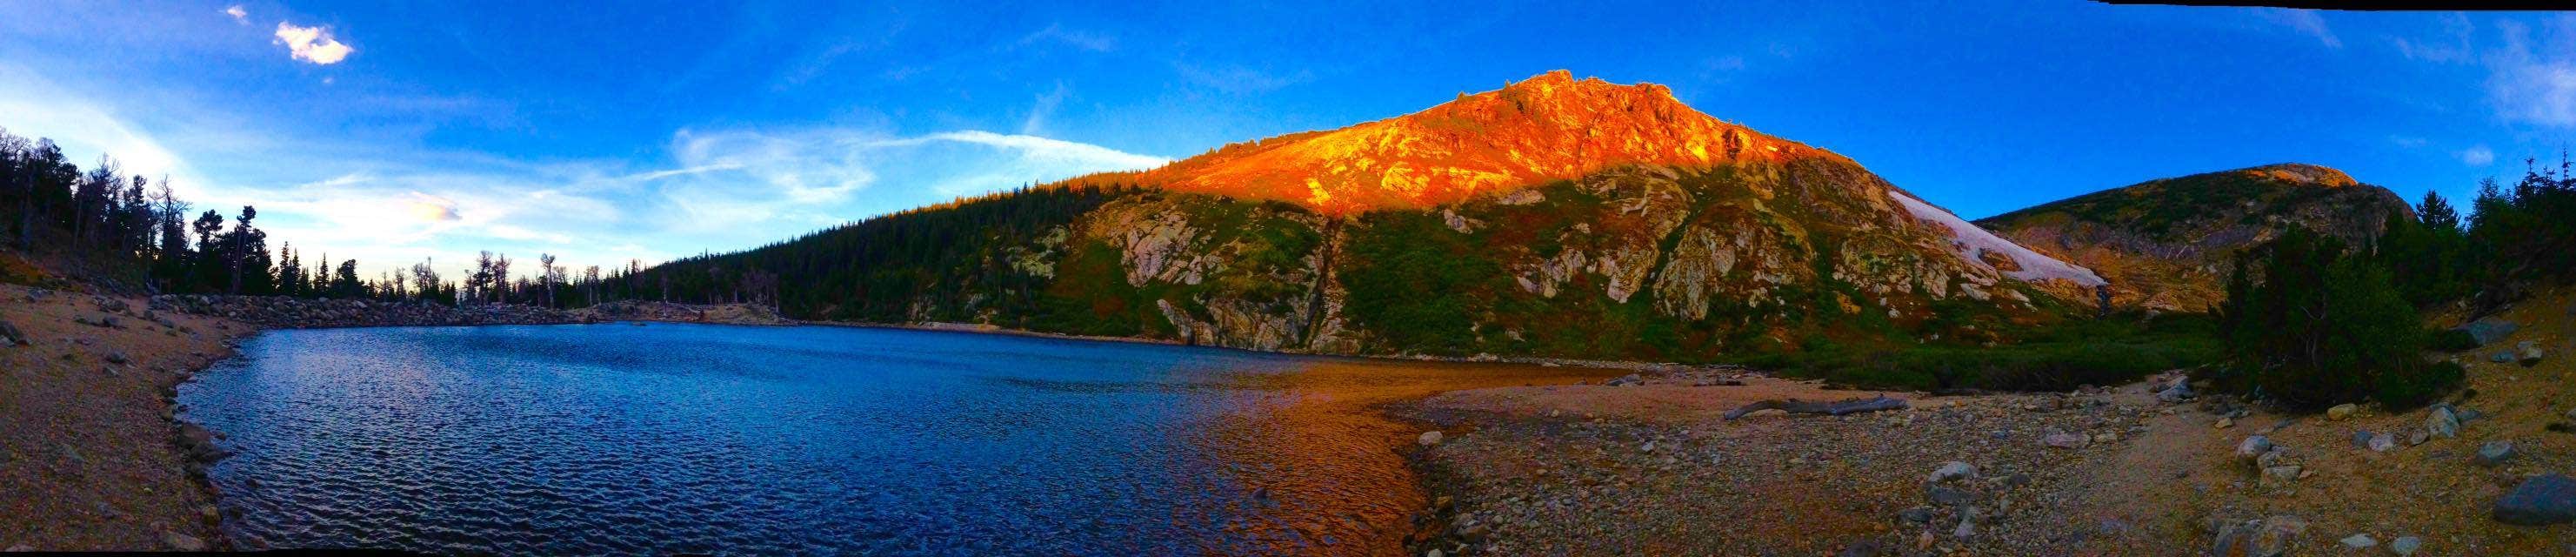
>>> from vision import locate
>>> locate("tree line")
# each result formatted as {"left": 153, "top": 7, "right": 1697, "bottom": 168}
{"left": 2217, "top": 154, "right": 2576, "bottom": 410}
{"left": 0, "top": 126, "right": 709, "bottom": 310}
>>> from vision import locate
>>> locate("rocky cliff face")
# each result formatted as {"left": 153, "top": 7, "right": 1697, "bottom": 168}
{"left": 676, "top": 71, "right": 2116, "bottom": 360}
{"left": 1078, "top": 70, "right": 1832, "bottom": 216}
{"left": 1975, "top": 164, "right": 2414, "bottom": 312}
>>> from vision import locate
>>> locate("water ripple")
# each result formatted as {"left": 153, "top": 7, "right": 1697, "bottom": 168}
{"left": 178, "top": 323, "right": 1315, "bottom": 554}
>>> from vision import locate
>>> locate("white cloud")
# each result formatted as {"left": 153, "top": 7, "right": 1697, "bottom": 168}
{"left": 2459, "top": 144, "right": 2497, "bottom": 166}
{"left": 2257, "top": 9, "right": 2342, "bottom": 49}
{"left": 2391, "top": 13, "right": 2474, "bottom": 64}
{"left": 273, "top": 21, "right": 354, "bottom": 65}
{"left": 1021, "top": 83, "right": 1069, "bottom": 135}
{"left": 2486, "top": 17, "right": 2576, "bottom": 127}
{"left": 1175, "top": 63, "right": 1310, "bottom": 94}
{"left": 1019, "top": 23, "right": 1116, "bottom": 52}
{"left": 224, "top": 5, "right": 247, "bottom": 24}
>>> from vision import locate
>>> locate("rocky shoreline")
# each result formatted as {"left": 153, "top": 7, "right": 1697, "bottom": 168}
{"left": 150, "top": 294, "right": 585, "bottom": 329}
{"left": 1391, "top": 292, "right": 2573, "bottom": 556}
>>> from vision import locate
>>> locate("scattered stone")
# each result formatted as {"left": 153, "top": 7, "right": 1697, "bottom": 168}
{"left": 161, "top": 532, "right": 206, "bottom": 552}
{"left": 2478, "top": 440, "right": 2519, "bottom": 466}
{"left": 1897, "top": 506, "right": 1936, "bottom": 525}
{"left": 2408, "top": 428, "right": 2431, "bottom": 446}
{"left": 1418, "top": 431, "right": 1444, "bottom": 446}
{"left": 2235, "top": 435, "right": 2273, "bottom": 461}
{"left": 1926, "top": 486, "right": 1976, "bottom": 507}
{"left": 2339, "top": 534, "right": 2377, "bottom": 549}
{"left": 2211, "top": 515, "right": 2306, "bottom": 557}
{"left": 2327, "top": 404, "right": 2357, "bottom": 421}
{"left": 2157, "top": 378, "right": 2194, "bottom": 404}
{"left": 2522, "top": 344, "right": 2546, "bottom": 367}
{"left": 2454, "top": 318, "right": 2519, "bottom": 346}
{"left": 2426, "top": 406, "right": 2459, "bottom": 440}
{"left": 1929, "top": 461, "right": 1977, "bottom": 484}
{"left": 2494, "top": 474, "right": 2576, "bottom": 526}
{"left": 2041, "top": 431, "right": 2090, "bottom": 449}
{"left": 0, "top": 319, "right": 26, "bottom": 346}
{"left": 103, "top": 351, "right": 129, "bottom": 365}
{"left": 1605, "top": 373, "right": 1645, "bottom": 387}
{"left": 2215, "top": 417, "right": 2234, "bottom": 429}
{"left": 2, "top": 544, "right": 31, "bottom": 552}
{"left": 2351, "top": 430, "right": 2372, "bottom": 448}
{"left": 2369, "top": 432, "right": 2397, "bottom": 453}
{"left": 2388, "top": 536, "right": 2421, "bottom": 555}
{"left": 1952, "top": 506, "right": 1979, "bottom": 539}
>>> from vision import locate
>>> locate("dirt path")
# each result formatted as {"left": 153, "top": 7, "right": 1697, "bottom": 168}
{"left": 0, "top": 284, "right": 251, "bottom": 551}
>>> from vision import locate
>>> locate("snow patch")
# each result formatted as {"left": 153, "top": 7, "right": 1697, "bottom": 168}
{"left": 1888, "top": 191, "right": 2106, "bottom": 286}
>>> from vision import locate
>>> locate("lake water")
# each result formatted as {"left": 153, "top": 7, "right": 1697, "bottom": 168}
{"left": 177, "top": 323, "right": 1418, "bottom": 554}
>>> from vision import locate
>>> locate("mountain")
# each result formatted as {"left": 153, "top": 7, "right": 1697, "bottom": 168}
{"left": 640, "top": 71, "right": 2108, "bottom": 360}
{"left": 1974, "top": 164, "right": 2414, "bottom": 312}
{"left": 1069, "top": 70, "right": 1826, "bottom": 215}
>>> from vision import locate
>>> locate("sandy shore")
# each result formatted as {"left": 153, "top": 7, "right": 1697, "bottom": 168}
{"left": 0, "top": 284, "right": 251, "bottom": 551}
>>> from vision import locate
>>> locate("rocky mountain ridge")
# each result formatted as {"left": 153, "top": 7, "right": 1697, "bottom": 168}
{"left": 1976, "top": 163, "right": 2414, "bottom": 312}
{"left": 648, "top": 71, "right": 2119, "bottom": 360}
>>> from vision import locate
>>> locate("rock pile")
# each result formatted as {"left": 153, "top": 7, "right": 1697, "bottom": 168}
{"left": 150, "top": 295, "right": 583, "bottom": 329}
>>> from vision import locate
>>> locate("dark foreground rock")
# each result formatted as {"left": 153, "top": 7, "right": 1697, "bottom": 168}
{"left": 2495, "top": 474, "right": 2576, "bottom": 526}
{"left": 150, "top": 295, "right": 583, "bottom": 328}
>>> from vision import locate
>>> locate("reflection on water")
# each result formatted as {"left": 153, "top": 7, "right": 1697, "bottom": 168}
{"left": 177, "top": 323, "right": 1609, "bottom": 554}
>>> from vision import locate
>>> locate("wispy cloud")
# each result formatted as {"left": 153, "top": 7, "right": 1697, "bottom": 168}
{"left": 2486, "top": 16, "right": 2576, "bottom": 128}
{"left": 1019, "top": 23, "right": 1116, "bottom": 52}
{"left": 2390, "top": 12, "right": 2474, "bottom": 64}
{"left": 224, "top": 5, "right": 248, "bottom": 24}
{"left": 2459, "top": 144, "right": 2497, "bottom": 166}
{"left": 2256, "top": 9, "right": 2341, "bottom": 49}
{"left": 1175, "top": 63, "right": 1310, "bottom": 94}
{"left": 2390, "top": 13, "right": 2576, "bottom": 128}
{"left": 1021, "top": 83, "right": 1069, "bottom": 135}
{"left": 274, "top": 21, "right": 355, "bottom": 65}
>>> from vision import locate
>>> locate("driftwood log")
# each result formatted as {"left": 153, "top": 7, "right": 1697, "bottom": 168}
{"left": 1722, "top": 395, "right": 1908, "bottom": 420}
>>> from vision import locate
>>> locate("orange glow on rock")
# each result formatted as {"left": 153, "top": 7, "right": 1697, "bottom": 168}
{"left": 1058, "top": 70, "right": 1842, "bottom": 215}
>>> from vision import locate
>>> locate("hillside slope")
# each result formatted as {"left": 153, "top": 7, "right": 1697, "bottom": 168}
{"left": 1975, "top": 164, "right": 2413, "bottom": 312}
{"left": 643, "top": 72, "right": 2107, "bottom": 361}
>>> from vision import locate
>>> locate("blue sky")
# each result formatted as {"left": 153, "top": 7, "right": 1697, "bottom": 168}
{"left": 1, "top": 2, "right": 2570, "bottom": 277}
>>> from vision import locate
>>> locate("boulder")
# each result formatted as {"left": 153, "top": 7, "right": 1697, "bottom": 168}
{"left": 2426, "top": 406, "right": 2459, "bottom": 440}
{"left": 2235, "top": 436, "right": 2274, "bottom": 461}
{"left": 2326, "top": 404, "right": 2356, "bottom": 421}
{"left": 2494, "top": 474, "right": 2576, "bottom": 526}
{"left": 2453, "top": 318, "right": 2519, "bottom": 346}
{"left": 2478, "top": 440, "right": 2518, "bottom": 466}
{"left": 2387, "top": 536, "right": 2421, "bottom": 556}
{"left": 2157, "top": 378, "right": 2194, "bottom": 404}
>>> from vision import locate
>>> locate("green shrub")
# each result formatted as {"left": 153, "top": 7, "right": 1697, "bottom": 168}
{"left": 2215, "top": 228, "right": 2457, "bottom": 411}
{"left": 2428, "top": 328, "right": 2481, "bottom": 352}
{"left": 2374, "top": 360, "right": 2465, "bottom": 411}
